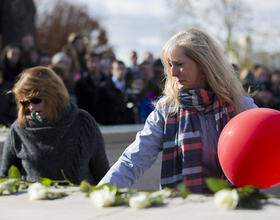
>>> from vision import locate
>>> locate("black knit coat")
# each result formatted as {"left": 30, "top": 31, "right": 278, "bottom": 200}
{"left": 0, "top": 103, "right": 109, "bottom": 185}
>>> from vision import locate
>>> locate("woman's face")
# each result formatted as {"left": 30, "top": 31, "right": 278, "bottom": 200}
{"left": 22, "top": 96, "right": 47, "bottom": 119}
{"left": 167, "top": 46, "right": 208, "bottom": 90}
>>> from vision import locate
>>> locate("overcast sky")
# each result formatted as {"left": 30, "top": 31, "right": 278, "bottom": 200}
{"left": 66, "top": 0, "right": 172, "bottom": 66}
{"left": 37, "top": 0, "right": 280, "bottom": 66}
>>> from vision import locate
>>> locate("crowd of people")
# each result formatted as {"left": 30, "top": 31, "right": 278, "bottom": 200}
{"left": 240, "top": 65, "right": 280, "bottom": 110}
{"left": 1, "top": 31, "right": 280, "bottom": 128}
{"left": 0, "top": 32, "right": 166, "bottom": 126}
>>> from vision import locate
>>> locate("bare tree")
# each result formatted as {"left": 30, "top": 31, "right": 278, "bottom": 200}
{"left": 36, "top": 0, "right": 108, "bottom": 55}
{"left": 168, "top": 0, "right": 252, "bottom": 61}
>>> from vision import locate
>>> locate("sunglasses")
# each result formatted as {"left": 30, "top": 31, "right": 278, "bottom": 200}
{"left": 20, "top": 98, "right": 42, "bottom": 107}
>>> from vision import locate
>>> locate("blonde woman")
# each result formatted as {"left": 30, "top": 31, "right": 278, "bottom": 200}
{"left": 97, "top": 28, "right": 257, "bottom": 193}
{"left": 61, "top": 45, "right": 82, "bottom": 86}
{"left": 0, "top": 67, "right": 109, "bottom": 185}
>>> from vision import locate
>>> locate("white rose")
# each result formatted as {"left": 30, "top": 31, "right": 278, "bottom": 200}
{"left": 89, "top": 185, "right": 116, "bottom": 208}
{"left": 1, "top": 179, "right": 18, "bottom": 194}
{"left": 148, "top": 189, "right": 172, "bottom": 206}
{"left": 149, "top": 189, "right": 172, "bottom": 199}
{"left": 129, "top": 193, "right": 151, "bottom": 209}
{"left": 214, "top": 189, "right": 239, "bottom": 210}
{"left": 28, "top": 182, "right": 48, "bottom": 201}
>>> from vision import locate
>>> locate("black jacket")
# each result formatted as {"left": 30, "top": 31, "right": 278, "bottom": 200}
{"left": 98, "top": 79, "right": 135, "bottom": 125}
{"left": 74, "top": 72, "right": 106, "bottom": 123}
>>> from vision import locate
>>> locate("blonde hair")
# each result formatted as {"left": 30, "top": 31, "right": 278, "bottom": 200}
{"left": 161, "top": 28, "right": 247, "bottom": 115}
{"left": 61, "top": 45, "right": 80, "bottom": 74}
{"left": 13, "top": 67, "right": 70, "bottom": 128}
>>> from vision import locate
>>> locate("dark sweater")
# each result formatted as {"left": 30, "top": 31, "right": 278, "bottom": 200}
{"left": 98, "top": 78, "right": 135, "bottom": 125}
{"left": 0, "top": 103, "right": 109, "bottom": 185}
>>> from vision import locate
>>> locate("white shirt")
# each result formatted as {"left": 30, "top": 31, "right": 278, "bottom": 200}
{"left": 112, "top": 76, "right": 126, "bottom": 92}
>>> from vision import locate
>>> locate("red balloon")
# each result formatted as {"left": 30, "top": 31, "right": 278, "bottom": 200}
{"left": 218, "top": 108, "right": 280, "bottom": 189}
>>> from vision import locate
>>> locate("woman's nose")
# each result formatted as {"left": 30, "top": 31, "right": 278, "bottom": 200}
{"left": 171, "top": 66, "right": 179, "bottom": 77}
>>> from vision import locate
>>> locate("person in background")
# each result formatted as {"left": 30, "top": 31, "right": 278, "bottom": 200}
{"left": 143, "top": 52, "right": 154, "bottom": 64}
{"left": 128, "top": 51, "right": 139, "bottom": 75}
{"left": 254, "top": 66, "right": 271, "bottom": 87}
{"left": 271, "top": 69, "right": 280, "bottom": 87}
{"left": 98, "top": 60, "right": 134, "bottom": 125}
{"left": 253, "top": 80, "right": 280, "bottom": 110}
{"left": 74, "top": 52, "right": 105, "bottom": 122}
{"left": 49, "top": 64, "right": 78, "bottom": 104}
{"left": 61, "top": 45, "right": 82, "bottom": 87}
{"left": 126, "top": 51, "right": 139, "bottom": 83}
{"left": 51, "top": 52, "right": 70, "bottom": 71}
{"left": 21, "top": 46, "right": 40, "bottom": 68}
{"left": 37, "top": 52, "right": 52, "bottom": 67}
{"left": 138, "top": 61, "right": 157, "bottom": 97}
{"left": 0, "top": 67, "right": 109, "bottom": 185}
{"left": 0, "top": 43, "right": 23, "bottom": 83}
{"left": 153, "top": 58, "right": 166, "bottom": 98}
{"left": 128, "top": 76, "right": 155, "bottom": 124}
{"left": 20, "top": 33, "right": 35, "bottom": 53}
{"left": 67, "top": 33, "right": 87, "bottom": 73}
{"left": 272, "top": 70, "right": 280, "bottom": 99}
{"left": 239, "top": 68, "right": 256, "bottom": 93}
{"left": 97, "top": 28, "right": 257, "bottom": 193}
{"left": 100, "top": 59, "right": 112, "bottom": 80}
{"left": 0, "top": 59, "right": 17, "bottom": 126}
{"left": 100, "top": 50, "right": 116, "bottom": 64}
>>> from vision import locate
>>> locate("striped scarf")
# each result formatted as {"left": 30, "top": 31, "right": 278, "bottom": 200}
{"left": 161, "top": 89, "right": 235, "bottom": 193}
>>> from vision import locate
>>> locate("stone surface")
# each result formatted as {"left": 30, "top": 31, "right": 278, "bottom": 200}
{"left": 0, "top": 188, "right": 280, "bottom": 220}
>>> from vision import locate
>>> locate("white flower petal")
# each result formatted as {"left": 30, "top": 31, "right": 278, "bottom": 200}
{"left": 214, "top": 189, "right": 238, "bottom": 210}
{"left": 129, "top": 194, "right": 151, "bottom": 209}
{"left": 89, "top": 185, "right": 116, "bottom": 208}
{"left": 28, "top": 183, "right": 48, "bottom": 201}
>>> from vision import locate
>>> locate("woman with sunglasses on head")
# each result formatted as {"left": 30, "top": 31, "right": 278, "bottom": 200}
{"left": 0, "top": 66, "right": 109, "bottom": 185}
{"left": 97, "top": 28, "right": 258, "bottom": 194}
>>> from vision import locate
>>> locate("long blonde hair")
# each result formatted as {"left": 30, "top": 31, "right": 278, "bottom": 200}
{"left": 161, "top": 28, "right": 247, "bottom": 115}
{"left": 13, "top": 67, "right": 70, "bottom": 128}
{"left": 61, "top": 45, "right": 80, "bottom": 74}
